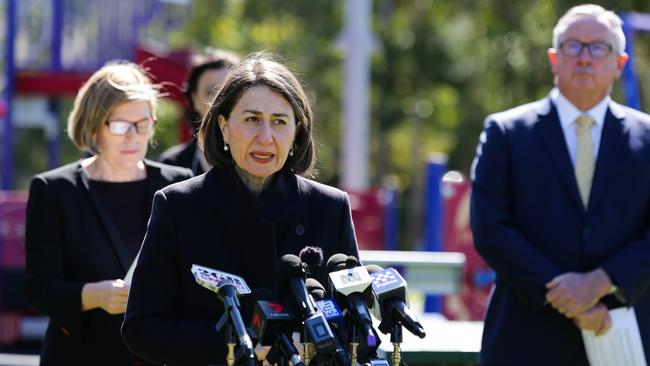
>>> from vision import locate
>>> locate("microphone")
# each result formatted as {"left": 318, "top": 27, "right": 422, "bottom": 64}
{"left": 191, "top": 265, "right": 255, "bottom": 362}
{"left": 366, "top": 265, "right": 426, "bottom": 338}
{"left": 245, "top": 289, "right": 304, "bottom": 366}
{"left": 299, "top": 246, "right": 324, "bottom": 273}
{"left": 326, "top": 254, "right": 377, "bottom": 348}
{"left": 275, "top": 255, "right": 337, "bottom": 356}
{"left": 306, "top": 278, "right": 345, "bottom": 331}
{"left": 305, "top": 277, "right": 328, "bottom": 301}
{"left": 306, "top": 278, "right": 351, "bottom": 366}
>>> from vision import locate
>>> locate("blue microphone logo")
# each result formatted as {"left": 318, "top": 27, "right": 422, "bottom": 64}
{"left": 316, "top": 299, "right": 343, "bottom": 320}
{"left": 370, "top": 268, "right": 403, "bottom": 291}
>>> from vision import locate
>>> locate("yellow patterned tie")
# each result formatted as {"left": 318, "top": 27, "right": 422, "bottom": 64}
{"left": 575, "top": 115, "right": 595, "bottom": 208}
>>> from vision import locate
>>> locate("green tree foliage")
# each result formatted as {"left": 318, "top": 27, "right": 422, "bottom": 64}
{"left": 173, "top": 0, "right": 650, "bottom": 180}
{"left": 170, "top": 0, "right": 650, "bottom": 246}
{"left": 170, "top": 0, "right": 346, "bottom": 182}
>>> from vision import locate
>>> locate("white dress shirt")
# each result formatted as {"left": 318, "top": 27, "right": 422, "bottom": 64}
{"left": 550, "top": 88, "right": 610, "bottom": 167}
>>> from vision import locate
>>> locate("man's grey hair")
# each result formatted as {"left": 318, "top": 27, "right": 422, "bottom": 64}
{"left": 552, "top": 4, "right": 626, "bottom": 55}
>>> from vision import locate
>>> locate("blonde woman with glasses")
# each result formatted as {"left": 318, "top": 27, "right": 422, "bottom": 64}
{"left": 24, "top": 61, "right": 192, "bottom": 366}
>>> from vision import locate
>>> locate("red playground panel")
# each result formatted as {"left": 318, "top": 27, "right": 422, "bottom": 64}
{"left": 348, "top": 189, "right": 389, "bottom": 251}
{"left": 0, "top": 191, "right": 28, "bottom": 269}
{"left": 441, "top": 180, "right": 493, "bottom": 321}
{"left": 0, "top": 191, "right": 29, "bottom": 346}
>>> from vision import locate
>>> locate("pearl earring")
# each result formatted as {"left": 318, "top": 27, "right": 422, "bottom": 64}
{"left": 223, "top": 144, "right": 229, "bottom": 151}
{"left": 289, "top": 148, "right": 294, "bottom": 157}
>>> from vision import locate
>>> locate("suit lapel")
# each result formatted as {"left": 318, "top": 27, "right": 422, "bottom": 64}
{"left": 77, "top": 165, "right": 132, "bottom": 272}
{"left": 534, "top": 99, "right": 584, "bottom": 210}
{"left": 588, "top": 103, "right": 627, "bottom": 212}
{"left": 144, "top": 160, "right": 163, "bottom": 214}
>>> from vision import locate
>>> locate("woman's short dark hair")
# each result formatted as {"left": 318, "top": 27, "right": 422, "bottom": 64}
{"left": 199, "top": 53, "right": 316, "bottom": 177}
{"left": 184, "top": 49, "right": 241, "bottom": 125}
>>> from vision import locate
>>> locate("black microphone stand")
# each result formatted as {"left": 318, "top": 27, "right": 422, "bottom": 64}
{"left": 301, "top": 328, "right": 313, "bottom": 366}
{"left": 389, "top": 323, "right": 402, "bottom": 366}
{"left": 216, "top": 313, "right": 256, "bottom": 366}
{"left": 265, "top": 344, "right": 284, "bottom": 366}
{"left": 349, "top": 323, "right": 359, "bottom": 366}
{"left": 378, "top": 319, "right": 403, "bottom": 366}
{"left": 216, "top": 314, "right": 237, "bottom": 366}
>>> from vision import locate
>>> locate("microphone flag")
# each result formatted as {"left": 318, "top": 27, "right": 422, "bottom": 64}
{"left": 191, "top": 264, "right": 252, "bottom": 295}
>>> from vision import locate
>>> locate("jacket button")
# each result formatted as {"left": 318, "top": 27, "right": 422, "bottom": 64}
{"left": 295, "top": 225, "right": 305, "bottom": 236}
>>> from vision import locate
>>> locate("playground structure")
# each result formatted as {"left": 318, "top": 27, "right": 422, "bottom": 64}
{"left": 1, "top": 0, "right": 193, "bottom": 190}
{"left": 621, "top": 12, "right": 650, "bottom": 111}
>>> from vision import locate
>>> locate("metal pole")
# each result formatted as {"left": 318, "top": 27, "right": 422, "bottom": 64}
{"left": 621, "top": 13, "right": 641, "bottom": 111}
{"left": 51, "top": 0, "right": 63, "bottom": 71}
{"left": 47, "top": 0, "right": 63, "bottom": 169}
{"left": 341, "top": 0, "right": 372, "bottom": 190}
{"left": 2, "top": 0, "right": 17, "bottom": 189}
{"left": 423, "top": 154, "right": 447, "bottom": 312}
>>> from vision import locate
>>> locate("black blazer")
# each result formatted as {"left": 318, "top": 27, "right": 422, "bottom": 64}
{"left": 159, "top": 139, "right": 205, "bottom": 175}
{"left": 471, "top": 96, "right": 650, "bottom": 365}
{"left": 122, "top": 165, "right": 359, "bottom": 366}
{"left": 24, "top": 160, "right": 192, "bottom": 366}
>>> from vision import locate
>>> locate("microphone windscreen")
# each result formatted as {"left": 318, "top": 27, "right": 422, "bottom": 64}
{"left": 345, "top": 255, "right": 359, "bottom": 269}
{"left": 325, "top": 253, "right": 349, "bottom": 274}
{"left": 299, "top": 246, "right": 325, "bottom": 280}
{"left": 299, "top": 246, "right": 323, "bottom": 268}
{"left": 305, "top": 278, "right": 327, "bottom": 300}
{"left": 275, "top": 254, "right": 304, "bottom": 283}
{"left": 365, "top": 264, "right": 384, "bottom": 274}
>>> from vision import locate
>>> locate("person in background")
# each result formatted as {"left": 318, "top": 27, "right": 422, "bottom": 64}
{"left": 24, "top": 61, "right": 193, "bottom": 366}
{"left": 122, "top": 53, "right": 359, "bottom": 365}
{"left": 159, "top": 48, "right": 241, "bottom": 175}
{"left": 471, "top": 4, "right": 650, "bottom": 365}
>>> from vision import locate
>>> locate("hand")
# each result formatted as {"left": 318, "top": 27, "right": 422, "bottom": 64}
{"left": 545, "top": 269, "right": 611, "bottom": 318}
{"left": 573, "top": 303, "right": 612, "bottom": 336}
{"left": 82, "top": 279, "right": 130, "bottom": 314}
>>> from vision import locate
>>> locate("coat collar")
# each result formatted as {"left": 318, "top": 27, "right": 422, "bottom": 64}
{"left": 76, "top": 159, "right": 165, "bottom": 272}
{"left": 201, "top": 165, "right": 301, "bottom": 291}
{"left": 205, "top": 164, "right": 295, "bottom": 219}
{"left": 534, "top": 96, "right": 627, "bottom": 213}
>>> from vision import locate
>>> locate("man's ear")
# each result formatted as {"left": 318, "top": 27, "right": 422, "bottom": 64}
{"left": 218, "top": 115, "right": 229, "bottom": 143}
{"left": 617, "top": 52, "right": 629, "bottom": 71}
{"left": 547, "top": 48, "right": 559, "bottom": 72}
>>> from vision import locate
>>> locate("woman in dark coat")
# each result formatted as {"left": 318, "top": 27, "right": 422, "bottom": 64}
{"left": 24, "top": 62, "right": 193, "bottom": 366}
{"left": 122, "top": 53, "right": 360, "bottom": 366}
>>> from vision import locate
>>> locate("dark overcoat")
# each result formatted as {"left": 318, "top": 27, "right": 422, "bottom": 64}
{"left": 122, "top": 165, "right": 359, "bottom": 366}
{"left": 24, "top": 160, "right": 192, "bottom": 366}
{"left": 159, "top": 139, "right": 205, "bottom": 175}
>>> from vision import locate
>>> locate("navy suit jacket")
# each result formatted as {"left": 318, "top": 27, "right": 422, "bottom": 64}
{"left": 471, "top": 96, "right": 650, "bottom": 366}
{"left": 122, "top": 165, "right": 359, "bottom": 366}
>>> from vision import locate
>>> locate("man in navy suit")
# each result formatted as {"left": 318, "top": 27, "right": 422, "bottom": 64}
{"left": 471, "top": 4, "right": 650, "bottom": 365}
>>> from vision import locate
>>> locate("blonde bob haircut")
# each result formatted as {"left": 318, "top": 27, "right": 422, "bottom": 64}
{"left": 67, "top": 61, "right": 158, "bottom": 154}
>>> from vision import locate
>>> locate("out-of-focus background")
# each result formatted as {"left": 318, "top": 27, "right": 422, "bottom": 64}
{"left": 1, "top": 0, "right": 650, "bottom": 364}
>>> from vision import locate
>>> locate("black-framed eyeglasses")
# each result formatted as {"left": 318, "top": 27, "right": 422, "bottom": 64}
{"left": 104, "top": 118, "right": 156, "bottom": 136}
{"left": 559, "top": 40, "right": 613, "bottom": 59}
